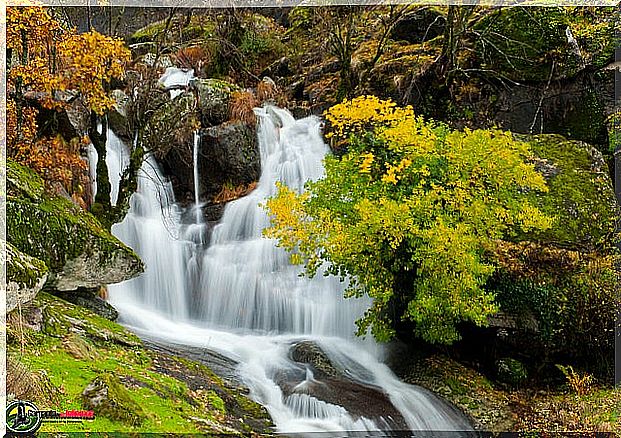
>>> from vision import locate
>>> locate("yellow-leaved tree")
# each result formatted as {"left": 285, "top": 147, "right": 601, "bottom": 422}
{"left": 265, "top": 96, "right": 553, "bottom": 344}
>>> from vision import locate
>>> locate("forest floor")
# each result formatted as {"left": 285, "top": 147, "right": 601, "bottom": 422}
{"left": 400, "top": 353, "right": 620, "bottom": 433}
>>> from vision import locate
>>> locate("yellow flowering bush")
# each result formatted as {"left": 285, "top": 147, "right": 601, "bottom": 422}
{"left": 266, "top": 97, "right": 552, "bottom": 344}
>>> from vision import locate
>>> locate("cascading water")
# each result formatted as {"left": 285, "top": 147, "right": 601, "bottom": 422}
{"left": 192, "top": 131, "right": 202, "bottom": 224}
{"left": 108, "top": 101, "right": 472, "bottom": 434}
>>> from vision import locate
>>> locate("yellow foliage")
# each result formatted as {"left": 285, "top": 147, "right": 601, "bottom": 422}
{"left": 324, "top": 95, "right": 415, "bottom": 142}
{"left": 267, "top": 96, "right": 553, "bottom": 343}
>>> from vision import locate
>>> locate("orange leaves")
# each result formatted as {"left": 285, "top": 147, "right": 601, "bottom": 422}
{"left": 8, "top": 7, "right": 131, "bottom": 114}
{"left": 7, "top": 7, "right": 131, "bottom": 196}
{"left": 57, "top": 31, "right": 131, "bottom": 114}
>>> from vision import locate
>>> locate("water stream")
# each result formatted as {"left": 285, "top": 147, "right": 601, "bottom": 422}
{"left": 105, "top": 79, "right": 471, "bottom": 433}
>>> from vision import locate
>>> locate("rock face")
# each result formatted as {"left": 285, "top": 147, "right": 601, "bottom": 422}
{"left": 494, "top": 71, "right": 612, "bottom": 149}
{"left": 146, "top": 77, "right": 260, "bottom": 215}
{"left": 200, "top": 122, "right": 261, "bottom": 199}
{"left": 6, "top": 243, "right": 48, "bottom": 313}
{"left": 7, "top": 160, "right": 143, "bottom": 293}
{"left": 195, "top": 78, "right": 239, "bottom": 126}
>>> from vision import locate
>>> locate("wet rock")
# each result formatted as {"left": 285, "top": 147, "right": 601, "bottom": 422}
{"left": 82, "top": 373, "right": 146, "bottom": 426}
{"left": 199, "top": 122, "right": 261, "bottom": 201}
{"left": 289, "top": 341, "right": 340, "bottom": 378}
{"left": 286, "top": 341, "right": 408, "bottom": 429}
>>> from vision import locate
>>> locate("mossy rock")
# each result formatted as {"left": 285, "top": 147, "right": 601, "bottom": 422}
{"left": 6, "top": 242, "right": 49, "bottom": 311}
{"left": 37, "top": 292, "right": 141, "bottom": 346}
{"left": 143, "top": 92, "right": 199, "bottom": 160}
{"left": 7, "top": 160, "right": 45, "bottom": 200}
{"left": 195, "top": 78, "right": 240, "bottom": 126}
{"left": 516, "top": 134, "right": 617, "bottom": 249}
{"left": 82, "top": 373, "right": 146, "bottom": 426}
{"left": 130, "top": 20, "right": 168, "bottom": 44}
{"left": 6, "top": 160, "right": 143, "bottom": 291}
{"left": 475, "top": 8, "right": 578, "bottom": 82}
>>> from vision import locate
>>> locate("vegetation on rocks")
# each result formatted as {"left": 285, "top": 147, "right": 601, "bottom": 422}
{"left": 6, "top": 293, "right": 273, "bottom": 434}
{"left": 7, "top": 159, "right": 143, "bottom": 291}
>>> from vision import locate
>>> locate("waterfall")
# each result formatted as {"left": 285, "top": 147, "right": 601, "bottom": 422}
{"left": 192, "top": 131, "right": 201, "bottom": 224}
{"left": 108, "top": 103, "right": 472, "bottom": 434}
{"left": 159, "top": 66, "right": 195, "bottom": 99}
{"left": 86, "top": 143, "right": 98, "bottom": 199}
{"left": 86, "top": 128, "right": 131, "bottom": 206}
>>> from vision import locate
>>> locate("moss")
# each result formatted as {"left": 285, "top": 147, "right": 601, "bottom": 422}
{"left": 36, "top": 292, "right": 142, "bottom": 346}
{"left": 7, "top": 194, "right": 142, "bottom": 273}
{"left": 7, "top": 159, "right": 45, "bottom": 200}
{"left": 6, "top": 242, "right": 49, "bottom": 289}
{"left": 130, "top": 20, "right": 168, "bottom": 44}
{"left": 83, "top": 373, "right": 147, "bottom": 426}
{"left": 515, "top": 134, "right": 618, "bottom": 248}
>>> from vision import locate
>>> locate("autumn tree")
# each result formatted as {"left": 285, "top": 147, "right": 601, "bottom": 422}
{"left": 7, "top": 6, "right": 131, "bottom": 209}
{"left": 265, "top": 96, "right": 552, "bottom": 344}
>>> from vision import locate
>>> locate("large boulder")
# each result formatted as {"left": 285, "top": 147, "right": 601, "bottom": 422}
{"left": 285, "top": 341, "right": 408, "bottom": 429}
{"left": 6, "top": 243, "right": 48, "bottom": 313}
{"left": 195, "top": 78, "right": 240, "bottom": 126}
{"left": 7, "top": 160, "right": 143, "bottom": 292}
{"left": 144, "top": 78, "right": 257, "bottom": 209}
{"left": 199, "top": 121, "right": 261, "bottom": 200}
{"left": 515, "top": 134, "right": 618, "bottom": 248}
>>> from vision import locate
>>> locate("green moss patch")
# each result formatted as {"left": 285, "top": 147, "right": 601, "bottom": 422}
{"left": 7, "top": 159, "right": 45, "bottom": 200}
{"left": 516, "top": 134, "right": 618, "bottom": 248}
{"left": 7, "top": 242, "right": 49, "bottom": 289}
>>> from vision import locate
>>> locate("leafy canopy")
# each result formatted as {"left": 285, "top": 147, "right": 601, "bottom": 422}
{"left": 7, "top": 7, "right": 131, "bottom": 194}
{"left": 265, "top": 96, "right": 552, "bottom": 344}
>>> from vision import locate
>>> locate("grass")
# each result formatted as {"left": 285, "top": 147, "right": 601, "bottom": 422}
{"left": 7, "top": 293, "right": 272, "bottom": 435}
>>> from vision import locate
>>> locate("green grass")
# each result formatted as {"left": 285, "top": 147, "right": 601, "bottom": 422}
{"left": 8, "top": 293, "right": 271, "bottom": 435}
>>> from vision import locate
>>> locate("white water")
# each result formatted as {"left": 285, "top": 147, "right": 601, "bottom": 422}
{"left": 192, "top": 131, "right": 201, "bottom": 224}
{"left": 108, "top": 105, "right": 471, "bottom": 434}
{"left": 159, "top": 66, "right": 195, "bottom": 99}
